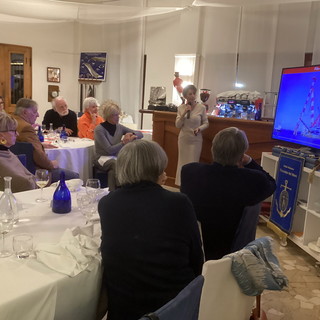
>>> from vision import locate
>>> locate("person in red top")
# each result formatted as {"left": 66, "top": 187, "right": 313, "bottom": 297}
{"left": 78, "top": 97, "right": 104, "bottom": 139}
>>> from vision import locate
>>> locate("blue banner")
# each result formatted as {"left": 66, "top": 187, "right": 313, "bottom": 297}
{"left": 270, "top": 153, "right": 305, "bottom": 234}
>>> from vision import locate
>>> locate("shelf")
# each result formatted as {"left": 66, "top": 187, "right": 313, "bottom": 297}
{"left": 288, "top": 235, "right": 320, "bottom": 261}
{"left": 308, "top": 209, "right": 320, "bottom": 218}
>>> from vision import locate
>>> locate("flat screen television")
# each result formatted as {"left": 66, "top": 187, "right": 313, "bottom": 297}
{"left": 272, "top": 65, "right": 320, "bottom": 151}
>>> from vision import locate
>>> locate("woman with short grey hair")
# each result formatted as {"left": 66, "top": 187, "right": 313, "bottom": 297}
{"left": 93, "top": 99, "right": 143, "bottom": 191}
{"left": 98, "top": 139, "right": 203, "bottom": 320}
{"left": 78, "top": 97, "right": 103, "bottom": 139}
{"left": 211, "top": 127, "right": 249, "bottom": 166}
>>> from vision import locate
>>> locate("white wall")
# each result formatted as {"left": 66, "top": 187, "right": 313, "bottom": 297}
{"left": 1, "top": 2, "right": 320, "bottom": 130}
{"left": 0, "top": 21, "right": 78, "bottom": 121}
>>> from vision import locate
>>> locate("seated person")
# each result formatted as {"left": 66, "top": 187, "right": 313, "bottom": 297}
{"left": 181, "top": 127, "right": 276, "bottom": 260}
{"left": 78, "top": 97, "right": 103, "bottom": 139}
{"left": 0, "top": 112, "right": 36, "bottom": 192}
{"left": 98, "top": 140, "right": 203, "bottom": 320}
{"left": 13, "top": 98, "right": 79, "bottom": 183}
{"left": 94, "top": 99, "right": 143, "bottom": 191}
{"left": 42, "top": 96, "right": 78, "bottom": 137}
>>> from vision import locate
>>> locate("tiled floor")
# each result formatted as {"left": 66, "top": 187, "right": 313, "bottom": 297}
{"left": 257, "top": 223, "right": 320, "bottom": 320}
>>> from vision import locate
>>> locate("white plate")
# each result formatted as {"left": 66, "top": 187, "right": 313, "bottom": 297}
{"left": 51, "top": 179, "right": 83, "bottom": 192}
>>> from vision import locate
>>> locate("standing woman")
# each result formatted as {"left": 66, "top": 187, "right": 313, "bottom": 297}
{"left": 175, "top": 85, "right": 209, "bottom": 186}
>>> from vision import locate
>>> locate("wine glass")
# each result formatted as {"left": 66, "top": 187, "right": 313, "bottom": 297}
{"left": 0, "top": 205, "right": 14, "bottom": 258}
{"left": 35, "top": 169, "right": 50, "bottom": 202}
{"left": 86, "top": 179, "right": 101, "bottom": 201}
{"left": 76, "top": 192, "right": 96, "bottom": 225}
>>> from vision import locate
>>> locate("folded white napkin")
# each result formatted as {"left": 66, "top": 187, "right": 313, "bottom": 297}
{"left": 50, "top": 179, "right": 83, "bottom": 192}
{"left": 35, "top": 226, "right": 101, "bottom": 277}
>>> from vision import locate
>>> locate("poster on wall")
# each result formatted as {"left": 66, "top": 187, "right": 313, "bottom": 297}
{"left": 79, "top": 52, "right": 107, "bottom": 81}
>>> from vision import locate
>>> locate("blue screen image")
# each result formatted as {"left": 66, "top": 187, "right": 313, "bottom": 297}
{"left": 272, "top": 67, "right": 320, "bottom": 150}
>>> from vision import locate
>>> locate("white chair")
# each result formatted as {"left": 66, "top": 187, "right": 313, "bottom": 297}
{"left": 198, "top": 258, "right": 255, "bottom": 320}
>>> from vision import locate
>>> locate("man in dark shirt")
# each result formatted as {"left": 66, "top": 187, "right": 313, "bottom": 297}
{"left": 42, "top": 96, "right": 78, "bottom": 136}
{"left": 181, "top": 127, "right": 276, "bottom": 260}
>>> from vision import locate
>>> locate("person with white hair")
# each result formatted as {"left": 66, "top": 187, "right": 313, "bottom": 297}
{"left": 181, "top": 127, "right": 276, "bottom": 260}
{"left": 42, "top": 96, "right": 78, "bottom": 136}
{"left": 98, "top": 140, "right": 203, "bottom": 320}
{"left": 78, "top": 97, "right": 103, "bottom": 139}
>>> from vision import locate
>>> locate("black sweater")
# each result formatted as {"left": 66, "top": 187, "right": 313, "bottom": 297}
{"left": 181, "top": 160, "right": 276, "bottom": 260}
{"left": 42, "top": 109, "right": 78, "bottom": 137}
{"left": 98, "top": 181, "right": 203, "bottom": 320}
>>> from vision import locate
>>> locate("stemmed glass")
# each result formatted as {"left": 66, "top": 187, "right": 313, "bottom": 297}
{"left": 86, "top": 179, "right": 101, "bottom": 201}
{"left": 35, "top": 169, "right": 50, "bottom": 203}
{"left": 0, "top": 204, "right": 14, "bottom": 258}
{"left": 76, "top": 192, "right": 96, "bottom": 225}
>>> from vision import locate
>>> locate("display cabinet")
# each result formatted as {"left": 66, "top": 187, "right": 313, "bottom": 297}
{"left": 261, "top": 152, "right": 320, "bottom": 261}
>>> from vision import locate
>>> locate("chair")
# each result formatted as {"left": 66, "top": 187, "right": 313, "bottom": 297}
{"left": 10, "top": 142, "right": 36, "bottom": 174}
{"left": 92, "top": 165, "right": 108, "bottom": 188}
{"left": 231, "top": 203, "right": 262, "bottom": 253}
{"left": 198, "top": 258, "right": 255, "bottom": 320}
{"left": 139, "top": 275, "right": 204, "bottom": 320}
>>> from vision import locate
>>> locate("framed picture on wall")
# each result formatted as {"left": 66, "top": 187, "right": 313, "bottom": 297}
{"left": 78, "top": 52, "right": 107, "bottom": 81}
{"left": 47, "top": 67, "right": 60, "bottom": 83}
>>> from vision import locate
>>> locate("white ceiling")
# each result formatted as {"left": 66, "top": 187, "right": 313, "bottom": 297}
{"left": 0, "top": 0, "right": 318, "bottom": 24}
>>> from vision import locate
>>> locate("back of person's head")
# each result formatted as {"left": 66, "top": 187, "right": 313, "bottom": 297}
{"left": 100, "top": 99, "right": 121, "bottom": 120}
{"left": 116, "top": 140, "right": 168, "bottom": 185}
{"left": 0, "top": 112, "right": 17, "bottom": 131}
{"left": 211, "top": 127, "right": 248, "bottom": 166}
{"left": 83, "top": 97, "right": 99, "bottom": 110}
{"left": 15, "top": 98, "right": 38, "bottom": 116}
{"left": 182, "top": 84, "right": 197, "bottom": 98}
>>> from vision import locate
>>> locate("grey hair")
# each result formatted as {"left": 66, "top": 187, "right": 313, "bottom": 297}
{"left": 15, "top": 98, "right": 38, "bottom": 115}
{"left": 0, "top": 112, "right": 17, "bottom": 131}
{"left": 182, "top": 84, "right": 197, "bottom": 99}
{"left": 52, "top": 96, "right": 67, "bottom": 110}
{"left": 100, "top": 99, "right": 121, "bottom": 121}
{"left": 211, "top": 127, "right": 249, "bottom": 166}
{"left": 83, "top": 97, "right": 99, "bottom": 111}
{"left": 116, "top": 140, "right": 168, "bottom": 185}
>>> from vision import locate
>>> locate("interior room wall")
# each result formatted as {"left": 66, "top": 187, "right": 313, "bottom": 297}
{"left": 0, "top": 21, "right": 78, "bottom": 121}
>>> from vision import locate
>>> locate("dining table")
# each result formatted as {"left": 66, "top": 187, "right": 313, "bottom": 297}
{"left": 45, "top": 137, "right": 95, "bottom": 183}
{"left": 0, "top": 186, "right": 103, "bottom": 320}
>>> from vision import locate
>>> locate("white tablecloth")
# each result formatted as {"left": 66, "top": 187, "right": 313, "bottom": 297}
{"left": 0, "top": 187, "right": 102, "bottom": 320}
{"left": 45, "top": 138, "right": 95, "bottom": 183}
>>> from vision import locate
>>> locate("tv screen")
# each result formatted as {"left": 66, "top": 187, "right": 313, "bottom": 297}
{"left": 272, "top": 65, "right": 320, "bottom": 151}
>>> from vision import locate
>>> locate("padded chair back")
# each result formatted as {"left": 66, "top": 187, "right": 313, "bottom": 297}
{"left": 10, "top": 142, "right": 36, "bottom": 174}
{"left": 92, "top": 165, "right": 108, "bottom": 188}
{"left": 198, "top": 258, "right": 255, "bottom": 320}
{"left": 139, "top": 275, "right": 204, "bottom": 320}
{"left": 231, "top": 203, "right": 261, "bottom": 253}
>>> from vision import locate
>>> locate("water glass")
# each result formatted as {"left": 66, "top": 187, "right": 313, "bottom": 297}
{"left": 86, "top": 179, "right": 101, "bottom": 201}
{"left": 76, "top": 192, "right": 97, "bottom": 224}
{"left": 13, "top": 234, "right": 33, "bottom": 259}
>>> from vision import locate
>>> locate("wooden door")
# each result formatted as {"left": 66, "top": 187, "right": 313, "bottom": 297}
{"left": 0, "top": 44, "right": 32, "bottom": 113}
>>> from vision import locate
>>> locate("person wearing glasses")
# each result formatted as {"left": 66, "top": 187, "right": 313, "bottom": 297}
{"left": 0, "top": 112, "right": 36, "bottom": 192}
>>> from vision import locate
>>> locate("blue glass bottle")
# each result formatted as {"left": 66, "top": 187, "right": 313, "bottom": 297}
{"left": 60, "top": 124, "right": 68, "bottom": 143}
{"left": 52, "top": 171, "right": 71, "bottom": 214}
{"left": 37, "top": 125, "right": 44, "bottom": 142}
